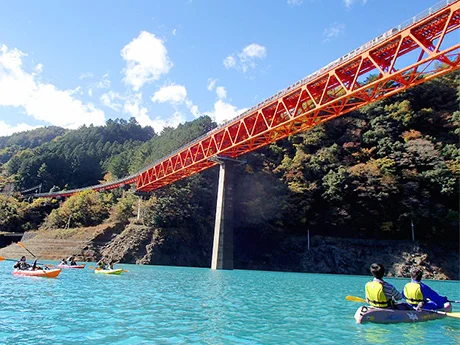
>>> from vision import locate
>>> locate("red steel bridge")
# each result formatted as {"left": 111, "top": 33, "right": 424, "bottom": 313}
{"left": 33, "top": 0, "right": 460, "bottom": 198}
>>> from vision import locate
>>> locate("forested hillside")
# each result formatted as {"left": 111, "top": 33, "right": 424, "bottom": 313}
{"left": 0, "top": 72, "right": 458, "bottom": 250}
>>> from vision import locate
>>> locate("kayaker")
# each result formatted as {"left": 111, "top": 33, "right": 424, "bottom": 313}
{"left": 402, "top": 267, "right": 448, "bottom": 310}
{"left": 60, "top": 258, "right": 68, "bottom": 265}
{"left": 365, "top": 263, "right": 406, "bottom": 309}
{"left": 96, "top": 258, "right": 107, "bottom": 269}
{"left": 69, "top": 256, "right": 77, "bottom": 266}
{"left": 13, "top": 256, "right": 31, "bottom": 270}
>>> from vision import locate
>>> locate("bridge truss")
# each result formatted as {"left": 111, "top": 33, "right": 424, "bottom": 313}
{"left": 32, "top": 0, "right": 460, "bottom": 197}
{"left": 136, "top": 0, "right": 460, "bottom": 192}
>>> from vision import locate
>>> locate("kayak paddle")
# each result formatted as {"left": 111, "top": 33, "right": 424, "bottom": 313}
{"left": 346, "top": 295, "right": 366, "bottom": 303}
{"left": 0, "top": 256, "right": 18, "bottom": 262}
{"left": 421, "top": 309, "right": 460, "bottom": 319}
{"left": 17, "top": 242, "right": 37, "bottom": 258}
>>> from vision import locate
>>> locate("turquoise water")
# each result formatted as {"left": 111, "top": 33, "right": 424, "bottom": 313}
{"left": 0, "top": 261, "right": 459, "bottom": 345}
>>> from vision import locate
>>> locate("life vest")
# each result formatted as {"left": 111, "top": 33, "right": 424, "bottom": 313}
{"left": 365, "top": 281, "right": 388, "bottom": 308}
{"left": 404, "top": 282, "right": 424, "bottom": 305}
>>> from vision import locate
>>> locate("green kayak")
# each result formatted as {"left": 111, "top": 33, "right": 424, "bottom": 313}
{"left": 94, "top": 268, "right": 123, "bottom": 275}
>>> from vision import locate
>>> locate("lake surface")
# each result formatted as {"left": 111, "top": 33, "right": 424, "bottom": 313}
{"left": 0, "top": 260, "right": 459, "bottom": 344}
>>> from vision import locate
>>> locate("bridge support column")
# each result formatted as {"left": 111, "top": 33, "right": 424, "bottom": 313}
{"left": 211, "top": 160, "right": 235, "bottom": 270}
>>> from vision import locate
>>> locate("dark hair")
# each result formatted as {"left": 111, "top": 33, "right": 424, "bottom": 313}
{"left": 370, "top": 263, "right": 385, "bottom": 279}
{"left": 410, "top": 267, "right": 423, "bottom": 281}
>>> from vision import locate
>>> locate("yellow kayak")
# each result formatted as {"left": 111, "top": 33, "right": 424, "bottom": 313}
{"left": 94, "top": 268, "right": 123, "bottom": 275}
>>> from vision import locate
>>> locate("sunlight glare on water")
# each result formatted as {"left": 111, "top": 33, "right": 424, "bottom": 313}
{"left": 0, "top": 261, "right": 459, "bottom": 344}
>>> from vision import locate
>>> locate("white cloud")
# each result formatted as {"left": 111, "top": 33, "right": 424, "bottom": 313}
{"left": 287, "top": 0, "right": 303, "bottom": 6}
{"left": 123, "top": 93, "right": 186, "bottom": 133}
{"left": 223, "top": 56, "right": 236, "bottom": 69}
{"left": 216, "top": 86, "right": 227, "bottom": 100}
{"left": 151, "top": 84, "right": 200, "bottom": 118}
{"left": 147, "top": 111, "right": 185, "bottom": 132}
{"left": 343, "top": 0, "right": 367, "bottom": 8}
{"left": 123, "top": 94, "right": 152, "bottom": 127}
{"left": 0, "top": 47, "right": 36, "bottom": 107}
{"left": 0, "top": 45, "right": 105, "bottom": 130}
{"left": 121, "top": 31, "right": 173, "bottom": 91}
{"left": 24, "top": 84, "right": 104, "bottom": 128}
{"left": 240, "top": 44, "right": 267, "bottom": 60}
{"left": 96, "top": 73, "right": 110, "bottom": 89}
{"left": 79, "top": 72, "right": 94, "bottom": 80}
{"left": 208, "top": 99, "right": 247, "bottom": 124}
{"left": 323, "top": 23, "right": 345, "bottom": 42}
{"left": 100, "top": 91, "right": 123, "bottom": 111}
{"left": 185, "top": 99, "right": 200, "bottom": 118}
{"left": 0, "top": 121, "right": 42, "bottom": 137}
{"left": 224, "top": 43, "right": 267, "bottom": 73}
{"left": 207, "top": 78, "right": 217, "bottom": 91}
{"left": 88, "top": 88, "right": 93, "bottom": 97}
{"left": 152, "top": 84, "right": 187, "bottom": 104}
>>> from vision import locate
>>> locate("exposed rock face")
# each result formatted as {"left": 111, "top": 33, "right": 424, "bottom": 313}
{"left": 1, "top": 222, "right": 457, "bottom": 280}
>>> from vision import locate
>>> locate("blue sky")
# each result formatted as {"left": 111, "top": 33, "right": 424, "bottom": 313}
{"left": 0, "top": 0, "right": 446, "bottom": 136}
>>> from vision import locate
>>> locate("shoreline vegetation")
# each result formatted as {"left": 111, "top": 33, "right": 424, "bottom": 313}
{"left": 0, "top": 74, "right": 458, "bottom": 280}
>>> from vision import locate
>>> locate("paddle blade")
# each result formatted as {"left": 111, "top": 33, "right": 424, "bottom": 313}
{"left": 0, "top": 256, "right": 5, "bottom": 261}
{"left": 88, "top": 266, "right": 94, "bottom": 269}
{"left": 346, "top": 295, "right": 366, "bottom": 303}
{"left": 446, "top": 312, "right": 460, "bottom": 319}
{"left": 17, "top": 242, "right": 26, "bottom": 248}
{"left": 123, "top": 270, "right": 129, "bottom": 273}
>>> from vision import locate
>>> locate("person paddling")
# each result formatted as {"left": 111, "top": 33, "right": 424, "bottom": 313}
{"left": 60, "top": 258, "right": 68, "bottom": 265}
{"left": 13, "top": 256, "right": 31, "bottom": 270}
{"left": 403, "top": 267, "right": 448, "bottom": 311}
{"left": 69, "top": 256, "right": 77, "bottom": 266}
{"left": 365, "top": 263, "right": 408, "bottom": 309}
{"left": 96, "top": 258, "right": 107, "bottom": 269}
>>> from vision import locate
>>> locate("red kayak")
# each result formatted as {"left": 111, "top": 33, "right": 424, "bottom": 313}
{"left": 58, "top": 264, "right": 85, "bottom": 269}
{"left": 12, "top": 268, "right": 62, "bottom": 278}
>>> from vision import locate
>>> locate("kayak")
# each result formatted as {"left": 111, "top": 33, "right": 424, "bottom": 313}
{"left": 94, "top": 268, "right": 123, "bottom": 275}
{"left": 354, "top": 302, "right": 452, "bottom": 324}
{"left": 12, "top": 268, "right": 62, "bottom": 278}
{"left": 58, "top": 264, "right": 85, "bottom": 269}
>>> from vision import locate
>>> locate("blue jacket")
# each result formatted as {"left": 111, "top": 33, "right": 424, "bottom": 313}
{"left": 402, "top": 280, "right": 448, "bottom": 307}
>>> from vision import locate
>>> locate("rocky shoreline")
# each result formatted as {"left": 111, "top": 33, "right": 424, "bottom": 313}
{"left": 0, "top": 221, "right": 458, "bottom": 280}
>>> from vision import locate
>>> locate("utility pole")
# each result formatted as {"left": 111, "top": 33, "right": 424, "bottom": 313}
{"left": 65, "top": 214, "right": 72, "bottom": 230}
{"left": 411, "top": 219, "right": 415, "bottom": 241}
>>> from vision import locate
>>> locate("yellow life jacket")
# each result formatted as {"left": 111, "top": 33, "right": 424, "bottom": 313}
{"left": 365, "top": 281, "right": 388, "bottom": 308}
{"left": 404, "top": 282, "right": 424, "bottom": 305}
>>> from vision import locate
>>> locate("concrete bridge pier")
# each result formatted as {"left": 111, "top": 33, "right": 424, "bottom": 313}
{"left": 211, "top": 157, "right": 236, "bottom": 270}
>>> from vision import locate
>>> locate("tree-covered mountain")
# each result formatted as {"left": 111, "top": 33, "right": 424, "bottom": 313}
{"left": 0, "top": 72, "right": 458, "bottom": 247}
